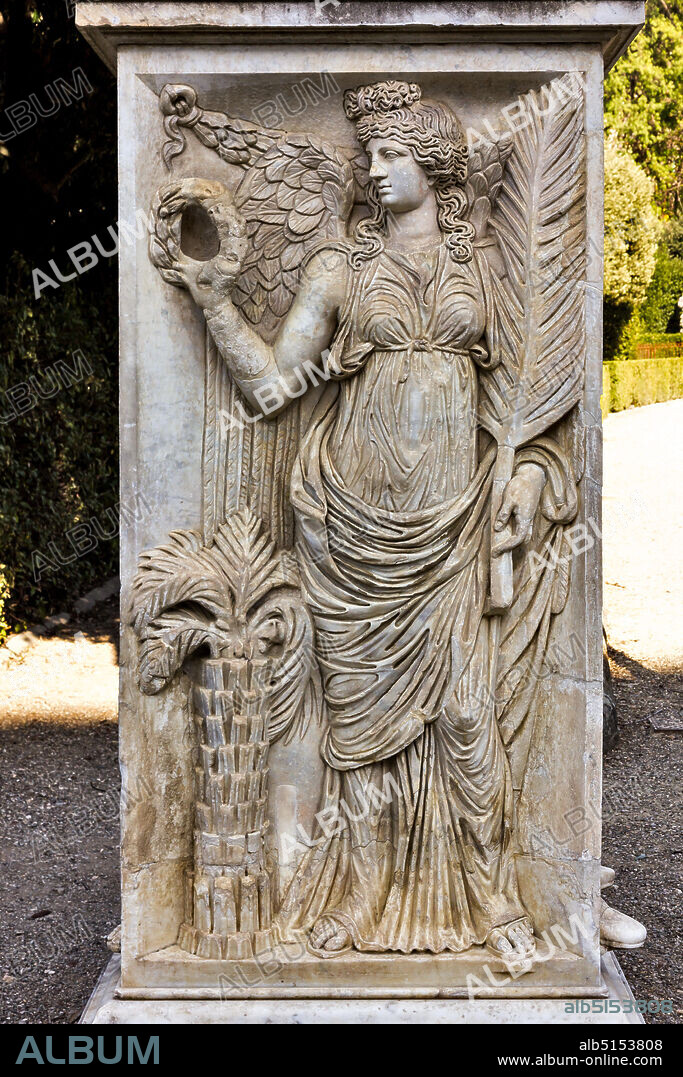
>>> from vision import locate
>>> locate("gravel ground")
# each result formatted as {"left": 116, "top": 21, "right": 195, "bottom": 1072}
{"left": 0, "top": 600, "right": 120, "bottom": 1024}
{"left": 601, "top": 401, "right": 683, "bottom": 1026}
{"left": 0, "top": 403, "right": 680, "bottom": 1024}
{"left": 602, "top": 650, "right": 682, "bottom": 1024}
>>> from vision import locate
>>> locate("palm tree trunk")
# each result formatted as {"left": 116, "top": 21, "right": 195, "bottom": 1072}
{"left": 177, "top": 655, "right": 277, "bottom": 959}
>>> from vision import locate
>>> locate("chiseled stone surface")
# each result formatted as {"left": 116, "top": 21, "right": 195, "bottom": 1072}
{"left": 75, "top": 1, "right": 646, "bottom": 1011}
{"left": 76, "top": 2, "right": 646, "bottom": 72}
{"left": 82, "top": 954, "right": 644, "bottom": 1024}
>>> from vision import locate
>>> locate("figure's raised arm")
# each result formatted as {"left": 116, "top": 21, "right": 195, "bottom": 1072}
{"left": 149, "top": 117, "right": 357, "bottom": 417}
{"left": 181, "top": 246, "right": 345, "bottom": 417}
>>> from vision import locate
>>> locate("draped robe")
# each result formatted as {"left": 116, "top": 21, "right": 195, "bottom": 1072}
{"left": 275, "top": 241, "right": 576, "bottom": 953}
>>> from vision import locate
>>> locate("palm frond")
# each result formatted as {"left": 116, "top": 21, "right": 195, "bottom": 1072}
{"left": 211, "top": 508, "right": 295, "bottom": 621}
{"left": 131, "top": 528, "right": 231, "bottom": 636}
{"left": 130, "top": 509, "right": 304, "bottom": 694}
{"left": 479, "top": 74, "right": 587, "bottom": 447}
{"left": 138, "top": 610, "right": 222, "bottom": 695}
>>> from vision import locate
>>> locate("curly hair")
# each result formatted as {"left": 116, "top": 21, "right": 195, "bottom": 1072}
{"left": 343, "top": 80, "right": 473, "bottom": 268}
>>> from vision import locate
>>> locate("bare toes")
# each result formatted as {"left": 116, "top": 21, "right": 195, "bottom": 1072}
{"left": 487, "top": 928, "right": 513, "bottom": 955}
{"left": 508, "top": 923, "right": 535, "bottom": 956}
{"left": 310, "top": 919, "right": 336, "bottom": 947}
{"left": 325, "top": 927, "right": 350, "bottom": 952}
{"left": 507, "top": 925, "right": 526, "bottom": 949}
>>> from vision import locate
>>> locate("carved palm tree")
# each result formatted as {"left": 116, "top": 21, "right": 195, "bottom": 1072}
{"left": 130, "top": 507, "right": 319, "bottom": 959}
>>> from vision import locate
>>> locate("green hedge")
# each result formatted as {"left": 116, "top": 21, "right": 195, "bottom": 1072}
{"left": 0, "top": 3, "right": 117, "bottom": 641}
{"left": 634, "top": 331, "right": 683, "bottom": 346}
{"left": 602, "top": 355, "right": 683, "bottom": 416}
{"left": 0, "top": 256, "right": 117, "bottom": 641}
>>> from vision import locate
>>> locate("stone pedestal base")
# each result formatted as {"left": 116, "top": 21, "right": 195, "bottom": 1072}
{"left": 81, "top": 953, "right": 644, "bottom": 1024}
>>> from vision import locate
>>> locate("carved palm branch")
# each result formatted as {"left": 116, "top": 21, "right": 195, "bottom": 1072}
{"left": 131, "top": 528, "right": 232, "bottom": 694}
{"left": 478, "top": 74, "right": 586, "bottom": 608}
{"left": 131, "top": 528, "right": 232, "bottom": 637}
{"left": 135, "top": 611, "right": 227, "bottom": 696}
{"left": 210, "top": 505, "right": 294, "bottom": 622}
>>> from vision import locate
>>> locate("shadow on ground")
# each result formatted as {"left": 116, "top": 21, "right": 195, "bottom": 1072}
{"left": 602, "top": 646, "right": 683, "bottom": 1024}
{"left": 0, "top": 606, "right": 680, "bottom": 1022}
{"left": 51, "top": 594, "right": 121, "bottom": 666}
{"left": 0, "top": 721, "right": 120, "bottom": 1024}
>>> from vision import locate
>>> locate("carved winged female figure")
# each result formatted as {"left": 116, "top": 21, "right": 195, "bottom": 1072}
{"left": 142, "top": 78, "right": 586, "bottom": 963}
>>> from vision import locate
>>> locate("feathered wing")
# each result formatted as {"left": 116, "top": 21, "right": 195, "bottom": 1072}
{"left": 212, "top": 135, "right": 354, "bottom": 549}
{"left": 162, "top": 93, "right": 358, "bottom": 547}
{"left": 232, "top": 136, "right": 354, "bottom": 332}
{"left": 465, "top": 131, "right": 513, "bottom": 243}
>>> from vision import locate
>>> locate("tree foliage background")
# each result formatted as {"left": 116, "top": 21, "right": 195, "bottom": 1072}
{"left": 0, "top": 0, "right": 682, "bottom": 633}
{"left": 603, "top": 0, "right": 683, "bottom": 356}
{"left": 0, "top": 0, "right": 116, "bottom": 637}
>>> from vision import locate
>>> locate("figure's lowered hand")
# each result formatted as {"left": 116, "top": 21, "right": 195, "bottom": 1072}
{"left": 493, "top": 463, "right": 546, "bottom": 555}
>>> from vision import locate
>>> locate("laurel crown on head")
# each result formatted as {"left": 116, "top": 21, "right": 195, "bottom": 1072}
{"left": 343, "top": 81, "right": 422, "bottom": 120}
{"left": 342, "top": 79, "right": 474, "bottom": 268}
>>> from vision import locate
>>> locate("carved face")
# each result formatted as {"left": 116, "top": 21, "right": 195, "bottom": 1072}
{"left": 366, "top": 137, "right": 432, "bottom": 213}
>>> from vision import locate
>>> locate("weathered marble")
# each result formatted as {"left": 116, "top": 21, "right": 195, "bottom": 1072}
{"left": 82, "top": 953, "right": 644, "bottom": 1024}
{"left": 76, "top": 1, "right": 646, "bottom": 1018}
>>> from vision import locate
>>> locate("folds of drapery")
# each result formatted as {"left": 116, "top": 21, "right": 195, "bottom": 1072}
{"left": 278, "top": 420, "right": 579, "bottom": 948}
{"left": 324, "top": 244, "right": 501, "bottom": 383}
{"left": 493, "top": 435, "right": 579, "bottom": 786}
{"left": 291, "top": 377, "right": 578, "bottom": 779}
{"left": 276, "top": 242, "right": 582, "bottom": 948}
{"left": 274, "top": 710, "right": 526, "bottom": 953}
{"left": 291, "top": 384, "right": 497, "bottom": 770}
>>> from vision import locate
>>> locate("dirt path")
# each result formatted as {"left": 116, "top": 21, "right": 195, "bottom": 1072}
{"left": 0, "top": 601, "right": 120, "bottom": 1023}
{"left": 601, "top": 400, "right": 683, "bottom": 1023}
{"left": 603, "top": 400, "right": 683, "bottom": 667}
{"left": 0, "top": 404, "right": 681, "bottom": 1022}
